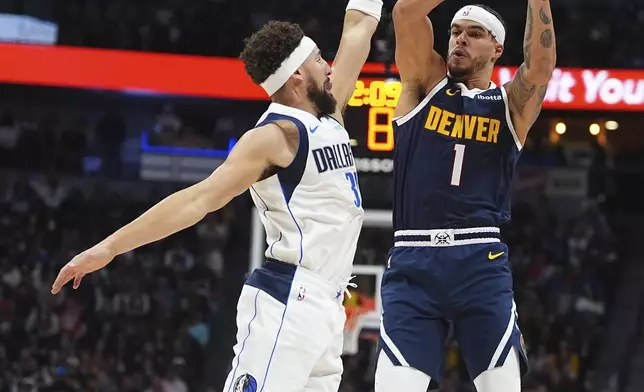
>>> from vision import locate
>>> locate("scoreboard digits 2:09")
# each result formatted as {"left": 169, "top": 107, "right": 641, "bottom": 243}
{"left": 347, "top": 79, "right": 402, "bottom": 153}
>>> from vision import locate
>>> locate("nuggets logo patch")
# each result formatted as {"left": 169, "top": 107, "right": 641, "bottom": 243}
{"left": 435, "top": 232, "right": 451, "bottom": 245}
{"left": 233, "top": 374, "right": 257, "bottom": 392}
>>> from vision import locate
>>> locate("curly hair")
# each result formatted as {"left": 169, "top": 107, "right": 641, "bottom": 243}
{"left": 239, "top": 21, "right": 305, "bottom": 85}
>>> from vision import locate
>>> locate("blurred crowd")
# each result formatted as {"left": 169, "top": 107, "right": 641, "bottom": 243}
{"left": 500, "top": 201, "right": 617, "bottom": 392}
{"left": 1, "top": 0, "right": 643, "bottom": 68}
{"left": 0, "top": 88, "right": 266, "bottom": 179}
{"left": 0, "top": 175, "right": 241, "bottom": 392}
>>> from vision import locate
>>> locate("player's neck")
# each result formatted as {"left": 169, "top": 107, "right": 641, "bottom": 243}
{"left": 460, "top": 69, "right": 494, "bottom": 91}
{"left": 462, "top": 77, "right": 492, "bottom": 91}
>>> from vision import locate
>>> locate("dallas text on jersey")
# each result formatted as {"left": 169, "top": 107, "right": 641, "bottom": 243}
{"left": 312, "top": 142, "right": 356, "bottom": 174}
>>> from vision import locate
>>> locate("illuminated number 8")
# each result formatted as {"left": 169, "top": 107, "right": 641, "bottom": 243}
{"left": 451, "top": 144, "right": 466, "bottom": 186}
{"left": 367, "top": 107, "right": 394, "bottom": 152}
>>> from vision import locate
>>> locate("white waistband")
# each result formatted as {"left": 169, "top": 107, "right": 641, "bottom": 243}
{"left": 394, "top": 227, "right": 500, "bottom": 247}
{"left": 294, "top": 266, "right": 354, "bottom": 301}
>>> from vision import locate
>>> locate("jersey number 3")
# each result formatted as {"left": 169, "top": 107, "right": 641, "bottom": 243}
{"left": 345, "top": 171, "right": 362, "bottom": 207}
{"left": 451, "top": 144, "right": 466, "bottom": 186}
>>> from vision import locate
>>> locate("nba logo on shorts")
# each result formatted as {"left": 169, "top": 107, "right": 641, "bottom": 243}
{"left": 233, "top": 374, "right": 257, "bottom": 392}
{"left": 297, "top": 286, "right": 307, "bottom": 301}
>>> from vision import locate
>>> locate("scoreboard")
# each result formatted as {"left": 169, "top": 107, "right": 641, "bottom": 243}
{"left": 339, "top": 77, "right": 401, "bottom": 206}
{"left": 341, "top": 78, "right": 402, "bottom": 175}
{"left": 346, "top": 78, "right": 400, "bottom": 154}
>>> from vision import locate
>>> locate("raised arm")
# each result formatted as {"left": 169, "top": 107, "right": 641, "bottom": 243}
{"left": 504, "top": 0, "right": 556, "bottom": 144}
{"left": 51, "top": 122, "right": 299, "bottom": 293}
{"left": 392, "top": 0, "right": 446, "bottom": 117}
{"left": 330, "top": 0, "right": 382, "bottom": 122}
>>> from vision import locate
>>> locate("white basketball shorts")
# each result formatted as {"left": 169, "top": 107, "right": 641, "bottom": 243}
{"left": 222, "top": 259, "right": 347, "bottom": 392}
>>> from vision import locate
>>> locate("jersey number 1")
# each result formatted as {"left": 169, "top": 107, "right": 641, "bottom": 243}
{"left": 451, "top": 144, "right": 466, "bottom": 186}
{"left": 345, "top": 171, "right": 362, "bottom": 207}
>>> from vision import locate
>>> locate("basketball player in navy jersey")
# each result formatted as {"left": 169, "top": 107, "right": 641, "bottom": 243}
{"left": 375, "top": 1, "right": 556, "bottom": 391}
{"left": 51, "top": 2, "right": 384, "bottom": 391}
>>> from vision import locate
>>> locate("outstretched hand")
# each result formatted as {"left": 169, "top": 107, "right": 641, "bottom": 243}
{"left": 51, "top": 244, "right": 115, "bottom": 294}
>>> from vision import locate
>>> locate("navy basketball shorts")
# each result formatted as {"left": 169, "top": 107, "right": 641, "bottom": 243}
{"left": 378, "top": 230, "right": 528, "bottom": 386}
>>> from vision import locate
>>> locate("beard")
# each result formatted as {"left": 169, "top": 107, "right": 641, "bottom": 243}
{"left": 447, "top": 55, "right": 489, "bottom": 81}
{"left": 307, "top": 79, "right": 337, "bottom": 118}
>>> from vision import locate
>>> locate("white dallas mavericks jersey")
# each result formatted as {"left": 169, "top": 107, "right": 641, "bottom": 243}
{"left": 250, "top": 102, "right": 364, "bottom": 284}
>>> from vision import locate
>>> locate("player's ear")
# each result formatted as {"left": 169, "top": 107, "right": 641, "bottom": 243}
{"left": 290, "top": 68, "right": 306, "bottom": 86}
{"left": 492, "top": 43, "right": 503, "bottom": 62}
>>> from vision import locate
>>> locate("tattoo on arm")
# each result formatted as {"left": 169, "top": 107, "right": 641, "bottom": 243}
{"left": 525, "top": 4, "right": 533, "bottom": 41}
{"left": 539, "top": 85, "right": 548, "bottom": 102}
{"left": 533, "top": 85, "right": 549, "bottom": 118}
{"left": 509, "top": 66, "right": 536, "bottom": 114}
{"left": 525, "top": 4, "right": 555, "bottom": 68}
{"left": 539, "top": 7, "right": 555, "bottom": 49}
{"left": 539, "top": 7, "right": 551, "bottom": 24}
{"left": 540, "top": 29, "right": 554, "bottom": 48}
{"left": 513, "top": 1, "right": 554, "bottom": 128}
{"left": 508, "top": 66, "right": 550, "bottom": 122}
{"left": 524, "top": 43, "right": 532, "bottom": 70}
{"left": 536, "top": 5, "right": 553, "bottom": 49}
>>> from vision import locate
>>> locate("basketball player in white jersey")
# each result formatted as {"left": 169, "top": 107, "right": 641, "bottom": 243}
{"left": 51, "top": 2, "right": 383, "bottom": 391}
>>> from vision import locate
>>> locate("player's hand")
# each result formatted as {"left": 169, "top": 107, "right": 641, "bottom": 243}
{"left": 51, "top": 244, "right": 115, "bottom": 294}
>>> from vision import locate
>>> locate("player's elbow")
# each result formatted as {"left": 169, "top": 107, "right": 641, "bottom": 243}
{"left": 195, "top": 188, "right": 232, "bottom": 217}
{"left": 528, "top": 56, "right": 556, "bottom": 85}
{"left": 526, "top": 59, "right": 555, "bottom": 85}
{"left": 526, "top": 45, "right": 557, "bottom": 84}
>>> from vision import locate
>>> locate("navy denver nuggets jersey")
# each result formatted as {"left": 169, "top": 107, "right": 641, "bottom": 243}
{"left": 392, "top": 76, "right": 522, "bottom": 230}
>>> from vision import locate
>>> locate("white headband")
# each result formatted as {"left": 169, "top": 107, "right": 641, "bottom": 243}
{"left": 452, "top": 5, "right": 505, "bottom": 45}
{"left": 260, "top": 36, "right": 317, "bottom": 96}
